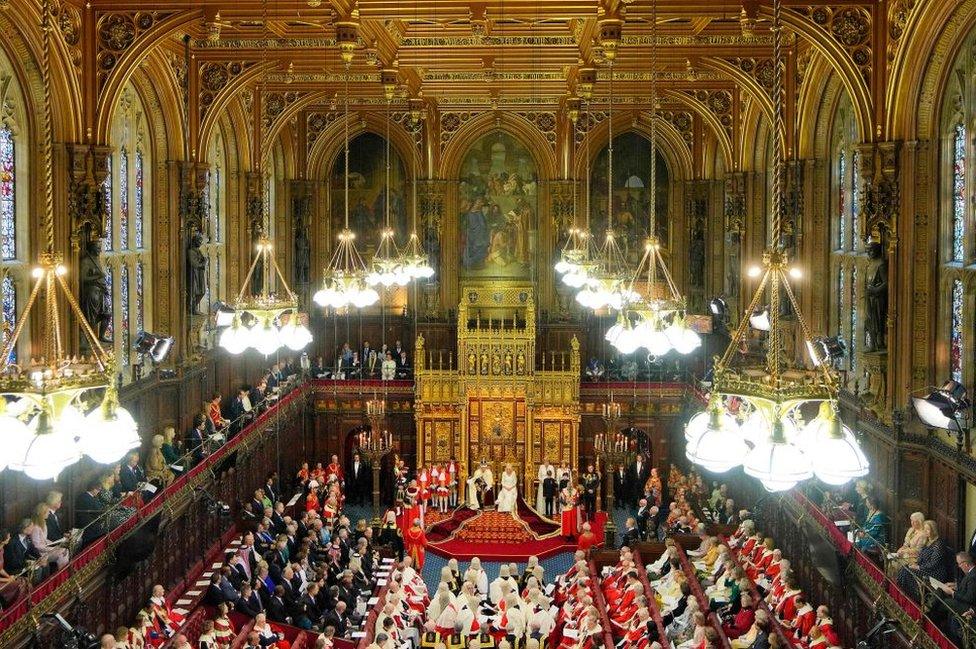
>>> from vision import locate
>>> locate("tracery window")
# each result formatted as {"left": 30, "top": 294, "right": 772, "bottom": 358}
{"left": 104, "top": 85, "right": 151, "bottom": 381}
{"left": 0, "top": 67, "right": 30, "bottom": 364}
{"left": 202, "top": 132, "right": 226, "bottom": 314}
{"left": 951, "top": 278, "right": 964, "bottom": 383}
{"left": 953, "top": 123, "right": 966, "bottom": 263}
{"left": 830, "top": 102, "right": 862, "bottom": 376}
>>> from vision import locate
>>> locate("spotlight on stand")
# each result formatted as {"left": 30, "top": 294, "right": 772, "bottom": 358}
{"left": 912, "top": 380, "right": 971, "bottom": 434}
{"left": 212, "top": 301, "right": 236, "bottom": 328}
{"left": 40, "top": 613, "right": 99, "bottom": 649}
{"left": 749, "top": 305, "right": 770, "bottom": 331}
{"left": 134, "top": 331, "right": 174, "bottom": 364}
{"left": 806, "top": 336, "right": 846, "bottom": 368}
{"left": 710, "top": 297, "right": 730, "bottom": 335}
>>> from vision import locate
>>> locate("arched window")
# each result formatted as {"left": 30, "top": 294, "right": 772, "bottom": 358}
{"left": 104, "top": 84, "right": 151, "bottom": 381}
{"left": 953, "top": 123, "right": 967, "bottom": 263}
{"left": 203, "top": 131, "right": 226, "bottom": 312}
{"left": 0, "top": 66, "right": 30, "bottom": 364}
{"left": 830, "top": 100, "right": 862, "bottom": 375}
{"left": 951, "top": 278, "right": 964, "bottom": 383}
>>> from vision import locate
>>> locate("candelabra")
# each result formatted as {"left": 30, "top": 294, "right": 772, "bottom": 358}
{"left": 361, "top": 398, "right": 394, "bottom": 528}
{"left": 594, "top": 401, "right": 636, "bottom": 546}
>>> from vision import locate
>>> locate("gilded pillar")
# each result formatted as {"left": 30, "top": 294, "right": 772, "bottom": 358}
{"left": 418, "top": 179, "right": 447, "bottom": 317}
{"left": 723, "top": 172, "right": 746, "bottom": 315}
{"left": 549, "top": 179, "right": 579, "bottom": 319}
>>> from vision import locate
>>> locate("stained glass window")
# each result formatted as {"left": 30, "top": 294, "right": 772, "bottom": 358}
{"left": 135, "top": 149, "right": 144, "bottom": 249}
{"left": 951, "top": 278, "right": 964, "bottom": 382}
{"left": 953, "top": 123, "right": 966, "bottom": 263}
{"left": 850, "top": 266, "right": 858, "bottom": 371}
{"left": 1, "top": 274, "right": 14, "bottom": 363}
{"left": 118, "top": 147, "right": 129, "bottom": 250}
{"left": 0, "top": 126, "right": 15, "bottom": 262}
{"left": 837, "top": 149, "right": 846, "bottom": 251}
{"left": 119, "top": 265, "right": 129, "bottom": 365}
{"left": 213, "top": 167, "right": 221, "bottom": 243}
{"left": 851, "top": 150, "right": 861, "bottom": 251}
{"left": 104, "top": 267, "right": 114, "bottom": 341}
{"left": 837, "top": 266, "right": 845, "bottom": 336}
{"left": 135, "top": 261, "right": 144, "bottom": 333}
{"left": 103, "top": 157, "right": 113, "bottom": 251}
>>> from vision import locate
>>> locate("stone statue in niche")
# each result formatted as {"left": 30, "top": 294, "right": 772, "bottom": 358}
{"left": 865, "top": 241, "right": 888, "bottom": 351}
{"left": 689, "top": 216, "right": 705, "bottom": 288}
{"left": 187, "top": 231, "right": 207, "bottom": 315}
{"left": 79, "top": 240, "right": 110, "bottom": 343}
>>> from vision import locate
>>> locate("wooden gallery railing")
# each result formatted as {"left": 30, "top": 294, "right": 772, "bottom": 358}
{"left": 0, "top": 382, "right": 309, "bottom": 647}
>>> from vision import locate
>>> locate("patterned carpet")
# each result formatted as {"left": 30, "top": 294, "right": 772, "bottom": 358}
{"left": 454, "top": 510, "right": 536, "bottom": 544}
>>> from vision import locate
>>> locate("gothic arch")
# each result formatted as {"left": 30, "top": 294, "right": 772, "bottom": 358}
{"left": 701, "top": 57, "right": 776, "bottom": 129}
{"left": 94, "top": 9, "right": 202, "bottom": 144}
{"left": 573, "top": 113, "right": 693, "bottom": 183}
{"left": 801, "top": 60, "right": 855, "bottom": 161}
{"left": 307, "top": 111, "right": 422, "bottom": 182}
{"left": 661, "top": 89, "right": 734, "bottom": 173}
{"left": 440, "top": 111, "right": 556, "bottom": 181}
{"left": 198, "top": 63, "right": 277, "bottom": 165}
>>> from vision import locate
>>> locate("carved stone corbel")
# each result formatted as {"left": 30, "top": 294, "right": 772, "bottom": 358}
{"left": 67, "top": 144, "right": 112, "bottom": 250}
{"left": 179, "top": 161, "right": 209, "bottom": 235}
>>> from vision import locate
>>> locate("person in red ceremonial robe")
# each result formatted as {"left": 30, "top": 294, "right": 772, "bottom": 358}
{"left": 723, "top": 593, "right": 755, "bottom": 639}
{"left": 560, "top": 483, "right": 579, "bottom": 539}
{"left": 448, "top": 459, "right": 459, "bottom": 507}
{"left": 322, "top": 492, "right": 339, "bottom": 522}
{"left": 324, "top": 454, "right": 344, "bottom": 483}
{"left": 577, "top": 522, "right": 597, "bottom": 553}
{"left": 418, "top": 467, "right": 431, "bottom": 514}
{"left": 148, "top": 584, "right": 184, "bottom": 636}
{"left": 807, "top": 626, "right": 829, "bottom": 649}
{"left": 208, "top": 393, "right": 229, "bottom": 432}
{"left": 610, "top": 579, "right": 643, "bottom": 625}
{"left": 311, "top": 462, "right": 325, "bottom": 484}
{"left": 296, "top": 462, "right": 310, "bottom": 485}
{"left": 435, "top": 465, "right": 450, "bottom": 513}
{"left": 213, "top": 603, "right": 234, "bottom": 648}
{"left": 775, "top": 576, "right": 803, "bottom": 623}
{"left": 404, "top": 518, "right": 428, "bottom": 570}
{"left": 404, "top": 479, "right": 422, "bottom": 526}
{"left": 135, "top": 610, "right": 164, "bottom": 648}
{"left": 305, "top": 481, "right": 320, "bottom": 512}
{"left": 621, "top": 607, "right": 653, "bottom": 649}
{"left": 814, "top": 605, "right": 840, "bottom": 645}
{"left": 791, "top": 594, "right": 815, "bottom": 639}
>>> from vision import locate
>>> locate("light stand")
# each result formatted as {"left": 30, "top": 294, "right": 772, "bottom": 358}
{"left": 594, "top": 401, "right": 635, "bottom": 546}
{"left": 361, "top": 398, "right": 393, "bottom": 529}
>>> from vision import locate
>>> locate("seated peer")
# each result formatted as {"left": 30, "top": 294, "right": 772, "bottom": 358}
{"left": 896, "top": 519, "right": 955, "bottom": 601}
{"left": 145, "top": 434, "right": 175, "bottom": 487}
{"left": 854, "top": 496, "right": 890, "bottom": 553}
{"left": 119, "top": 451, "right": 147, "bottom": 493}
{"left": 2, "top": 519, "right": 41, "bottom": 576}
{"left": 29, "top": 504, "right": 68, "bottom": 570}
{"left": 0, "top": 529, "right": 27, "bottom": 605}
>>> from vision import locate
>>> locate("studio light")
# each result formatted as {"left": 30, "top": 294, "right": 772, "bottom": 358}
{"left": 912, "top": 380, "right": 971, "bottom": 432}
{"left": 749, "top": 306, "right": 770, "bottom": 331}
{"left": 134, "top": 331, "right": 174, "bottom": 364}
{"left": 709, "top": 297, "right": 728, "bottom": 317}
{"left": 806, "top": 336, "right": 846, "bottom": 367}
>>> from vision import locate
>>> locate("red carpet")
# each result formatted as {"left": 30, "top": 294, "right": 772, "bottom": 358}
{"left": 424, "top": 497, "right": 577, "bottom": 560}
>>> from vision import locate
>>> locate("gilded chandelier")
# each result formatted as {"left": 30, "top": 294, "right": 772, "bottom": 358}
{"left": 685, "top": 0, "right": 868, "bottom": 490}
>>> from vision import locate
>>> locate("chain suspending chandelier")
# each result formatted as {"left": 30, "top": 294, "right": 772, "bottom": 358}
{"left": 604, "top": 0, "right": 700, "bottom": 357}
{"left": 685, "top": 0, "right": 868, "bottom": 490}
{"left": 0, "top": 1, "right": 139, "bottom": 480}
{"left": 366, "top": 98, "right": 409, "bottom": 288}
{"left": 220, "top": 0, "right": 311, "bottom": 355}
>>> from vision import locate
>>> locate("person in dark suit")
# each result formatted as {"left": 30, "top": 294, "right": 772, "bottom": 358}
{"left": 44, "top": 491, "right": 64, "bottom": 542}
{"left": 322, "top": 600, "right": 348, "bottom": 637}
{"left": 348, "top": 452, "right": 366, "bottom": 505}
{"left": 942, "top": 552, "right": 976, "bottom": 641}
{"left": 267, "top": 585, "right": 290, "bottom": 623}
{"left": 636, "top": 498, "right": 652, "bottom": 540}
{"left": 542, "top": 470, "right": 558, "bottom": 518}
{"left": 203, "top": 572, "right": 226, "bottom": 606}
{"left": 75, "top": 481, "right": 105, "bottom": 548}
{"left": 629, "top": 454, "right": 650, "bottom": 506}
{"left": 612, "top": 464, "right": 628, "bottom": 509}
{"left": 264, "top": 473, "right": 279, "bottom": 505}
{"left": 227, "top": 387, "right": 249, "bottom": 434}
{"left": 4, "top": 519, "right": 40, "bottom": 574}
{"left": 621, "top": 517, "right": 639, "bottom": 548}
{"left": 119, "top": 452, "right": 146, "bottom": 493}
{"left": 581, "top": 464, "right": 599, "bottom": 519}
{"left": 186, "top": 415, "right": 206, "bottom": 466}
{"left": 236, "top": 583, "right": 264, "bottom": 618}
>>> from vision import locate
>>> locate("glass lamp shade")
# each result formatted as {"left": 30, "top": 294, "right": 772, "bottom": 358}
{"left": 801, "top": 404, "right": 869, "bottom": 485}
{"left": 250, "top": 320, "right": 282, "bottom": 356}
{"left": 351, "top": 285, "right": 380, "bottom": 308}
{"left": 279, "top": 320, "right": 313, "bottom": 351}
{"left": 81, "top": 404, "right": 140, "bottom": 464}
{"left": 413, "top": 262, "right": 435, "bottom": 279}
{"left": 667, "top": 323, "right": 702, "bottom": 355}
{"left": 685, "top": 407, "right": 738, "bottom": 443}
{"left": 611, "top": 327, "right": 642, "bottom": 355}
{"left": 739, "top": 409, "right": 772, "bottom": 446}
{"left": 635, "top": 319, "right": 673, "bottom": 357}
{"left": 13, "top": 410, "right": 83, "bottom": 480}
{"left": 742, "top": 439, "right": 813, "bottom": 491}
{"left": 563, "top": 269, "right": 588, "bottom": 288}
{"left": 312, "top": 285, "right": 341, "bottom": 308}
{"left": 219, "top": 321, "right": 249, "bottom": 355}
{"left": 554, "top": 258, "right": 572, "bottom": 274}
{"left": 686, "top": 420, "right": 749, "bottom": 473}
{"left": 0, "top": 414, "right": 33, "bottom": 473}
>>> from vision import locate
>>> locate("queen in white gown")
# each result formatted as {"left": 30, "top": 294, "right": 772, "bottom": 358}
{"left": 497, "top": 464, "right": 519, "bottom": 513}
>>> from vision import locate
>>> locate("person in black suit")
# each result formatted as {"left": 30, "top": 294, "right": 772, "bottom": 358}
{"left": 264, "top": 473, "right": 279, "bottom": 505}
{"left": 236, "top": 583, "right": 264, "bottom": 618}
{"left": 119, "top": 452, "right": 146, "bottom": 493}
{"left": 941, "top": 552, "right": 976, "bottom": 643}
{"left": 186, "top": 415, "right": 206, "bottom": 466}
{"left": 612, "top": 464, "right": 628, "bottom": 509}
{"left": 322, "top": 600, "right": 349, "bottom": 637}
{"left": 581, "top": 464, "right": 599, "bottom": 518}
{"left": 75, "top": 481, "right": 105, "bottom": 548}
{"left": 636, "top": 498, "right": 652, "bottom": 540}
{"left": 348, "top": 452, "right": 366, "bottom": 505}
{"left": 227, "top": 387, "right": 249, "bottom": 434}
{"left": 267, "top": 585, "right": 290, "bottom": 623}
{"left": 4, "top": 519, "right": 40, "bottom": 574}
{"left": 43, "top": 491, "right": 64, "bottom": 542}
{"left": 203, "top": 572, "right": 226, "bottom": 606}
{"left": 542, "top": 470, "right": 558, "bottom": 518}
{"left": 621, "top": 517, "right": 639, "bottom": 548}
{"left": 629, "top": 454, "right": 650, "bottom": 506}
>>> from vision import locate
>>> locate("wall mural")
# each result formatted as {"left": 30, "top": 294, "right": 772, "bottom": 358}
{"left": 330, "top": 132, "right": 408, "bottom": 253}
{"left": 459, "top": 131, "right": 538, "bottom": 278}
{"left": 589, "top": 132, "right": 669, "bottom": 264}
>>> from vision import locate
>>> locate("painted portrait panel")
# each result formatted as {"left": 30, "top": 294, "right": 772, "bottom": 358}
{"left": 330, "top": 132, "right": 408, "bottom": 254}
{"left": 589, "top": 132, "right": 669, "bottom": 265}
{"left": 458, "top": 131, "right": 538, "bottom": 278}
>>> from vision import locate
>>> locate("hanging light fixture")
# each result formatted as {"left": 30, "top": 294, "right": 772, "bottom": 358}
{"left": 560, "top": 97, "right": 600, "bottom": 291}
{"left": 606, "top": 0, "right": 700, "bottom": 357}
{"left": 574, "top": 55, "right": 635, "bottom": 312}
{"left": 219, "top": 1, "right": 310, "bottom": 355}
{"left": 1, "top": 1, "right": 138, "bottom": 479}
{"left": 399, "top": 113, "right": 434, "bottom": 280}
{"left": 366, "top": 94, "right": 410, "bottom": 288}
{"left": 313, "top": 55, "right": 380, "bottom": 309}
{"left": 685, "top": 0, "right": 868, "bottom": 491}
